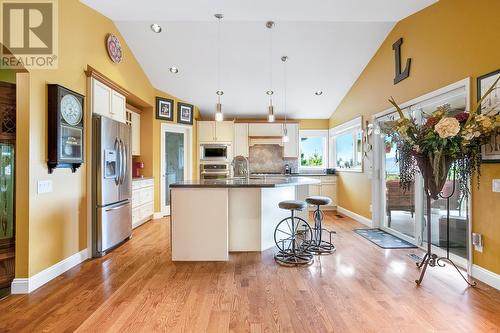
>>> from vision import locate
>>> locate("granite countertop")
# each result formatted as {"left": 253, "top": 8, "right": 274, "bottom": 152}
{"left": 170, "top": 176, "right": 320, "bottom": 188}
{"left": 290, "top": 173, "right": 336, "bottom": 177}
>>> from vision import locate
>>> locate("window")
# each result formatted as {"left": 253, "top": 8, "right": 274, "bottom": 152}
{"left": 299, "top": 130, "right": 329, "bottom": 169}
{"left": 330, "top": 117, "right": 363, "bottom": 172}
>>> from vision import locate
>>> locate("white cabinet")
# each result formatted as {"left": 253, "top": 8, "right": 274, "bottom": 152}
{"left": 306, "top": 176, "right": 337, "bottom": 209}
{"left": 111, "top": 91, "right": 126, "bottom": 123}
{"left": 197, "top": 121, "right": 234, "bottom": 142}
{"left": 132, "top": 178, "right": 155, "bottom": 228}
{"left": 91, "top": 78, "right": 126, "bottom": 123}
{"left": 216, "top": 121, "right": 234, "bottom": 142}
{"left": 248, "top": 123, "right": 283, "bottom": 137}
{"left": 283, "top": 123, "right": 299, "bottom": 158}
{"left": 233, "top": 123, "right": 249, "bottom": 157}
{"left": 92, "top": 79, "right": 111, "bottom": 117}
{"left": 127, "top": 109, "right": 141, "bottom": 156}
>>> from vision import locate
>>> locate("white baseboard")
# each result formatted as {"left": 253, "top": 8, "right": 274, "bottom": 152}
{"left": 471, "top": 264, "right": 500, "bottom": 290}
{"left": 11, "top": 248, "right": 89, "bottom": 294}
{"left": 337, "top": 206, "right": 372, "bottom": 227}
{"left": 153, "top": 212, "right": 166, "bottom": 219}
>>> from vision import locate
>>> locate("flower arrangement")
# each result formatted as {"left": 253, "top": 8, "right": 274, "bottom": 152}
{"left": 383, "top": 76, "right": 500, "bottom": 199}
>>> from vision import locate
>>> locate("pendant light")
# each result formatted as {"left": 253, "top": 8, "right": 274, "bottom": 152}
{"left": 266, "top": 21, "right": 275, "bottom": 122}
{"left": 214, "top": 14, "right": 224, "bottom": 122}
{"left": 281, "top": 55, "right": 289, "bottom": 143}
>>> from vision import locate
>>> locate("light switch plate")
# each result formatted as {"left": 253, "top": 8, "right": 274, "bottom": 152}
{"left": 493, "top": 179, "right": 500, "bottom": 193}
{"left": 37, "top": 180, "right": 53, "bottom": 194}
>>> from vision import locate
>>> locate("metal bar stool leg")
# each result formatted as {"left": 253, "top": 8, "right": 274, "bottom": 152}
{"left": 274, "top": 200, "right": 314, "bottom": 266}
{"left": 305, "top": 197, "right": 336, "bottom": 255}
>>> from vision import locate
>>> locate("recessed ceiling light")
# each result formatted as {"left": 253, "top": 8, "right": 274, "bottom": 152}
{"left": 266, "top": 90, "right": 274, "bottom": 95}
{"left": 150, "top": 24, "right": 162, "bottom": 33}
{"left": 169, "top": 66, "right": 179, "bottom": 74}
{"left": 315, "top": 91, "right": 323, "bottom": 96}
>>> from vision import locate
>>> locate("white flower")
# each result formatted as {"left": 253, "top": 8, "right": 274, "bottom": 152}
{"left": 434, "top": 117, "right": 460, "bottom": 139}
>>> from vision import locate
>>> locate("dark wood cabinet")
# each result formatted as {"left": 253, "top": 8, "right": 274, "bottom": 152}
{"left": 47, "top": 84, "right": 85, "bottom": 173}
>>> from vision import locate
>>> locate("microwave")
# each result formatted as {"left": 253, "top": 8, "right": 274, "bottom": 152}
{"left": 200, "top": 144, "right": 231, "bottom": 161}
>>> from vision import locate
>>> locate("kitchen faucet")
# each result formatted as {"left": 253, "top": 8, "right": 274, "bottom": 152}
{"left": 232, "top": 155, "right": 250, "bottom": 180}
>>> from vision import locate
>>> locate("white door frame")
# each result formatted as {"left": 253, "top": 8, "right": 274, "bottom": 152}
{"left": 371, "top": 78, "right": 472, "bottom": 272}
{"left": 160, "top": 123, "right": 192, "bottom": 216}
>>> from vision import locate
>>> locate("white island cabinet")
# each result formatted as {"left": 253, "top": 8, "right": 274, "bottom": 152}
{"left": 169, "top": 177, "right": 319, "bottom": 261}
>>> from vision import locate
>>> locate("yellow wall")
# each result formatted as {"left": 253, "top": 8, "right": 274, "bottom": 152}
{"left": 17, "top": 0, "right": 199, "bottom": 277}
{"left": 299, "top": 119, "right": 330, "bottom": 130}
{"left": 329, "top": 0, "right": 500, "bottom": 274}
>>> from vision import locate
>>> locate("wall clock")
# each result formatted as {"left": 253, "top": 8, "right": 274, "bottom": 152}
{"left": 47, "top": 84, "right": 85, "bottom": 173}
{"left": 106, "top": 33, "right": 123, "bottom": 63}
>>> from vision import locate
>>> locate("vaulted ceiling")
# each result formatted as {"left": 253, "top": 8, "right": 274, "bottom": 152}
{"left": 81, "top": 0, "right": 436, "bottom": 119}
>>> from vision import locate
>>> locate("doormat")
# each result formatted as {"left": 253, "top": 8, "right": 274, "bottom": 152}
{"left": 407, "top": 253, "right": 423, "bottom": 262}
{"left": 353, "top": 228, "right": 417, "bottom": 249}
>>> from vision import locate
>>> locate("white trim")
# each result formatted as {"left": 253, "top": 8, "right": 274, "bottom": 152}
{"left": 471, "top": 264, "right": 500, "bottom": 290}
{"left": 153, "top": 212, "right": 165, "bottom": 219}
{"left": 329, "top": 116, "right": 362, "bottom": 136}
{"left": 299, "top": 129, "right": 329, "bottom": 170}
{"left": 373, "top": 77, "right": 471, "bottom": 119}
{"left": 160, "top": 123, "right": 193, "bottom": 216}
{"left": 337, "top": 206, "right": 372, "bottom": 227}
{"left": 329, "top": 117, "right": 363, "bottom": 172}
{"left": 11, "top": 249, "right": 89, "bottom": 294}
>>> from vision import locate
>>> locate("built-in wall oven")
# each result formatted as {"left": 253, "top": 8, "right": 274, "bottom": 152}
{"left": 200, "top": 144, "right": 231, "bottom": 162}
{"left": 200, "top": 163, "right": 231, "bottom": 180}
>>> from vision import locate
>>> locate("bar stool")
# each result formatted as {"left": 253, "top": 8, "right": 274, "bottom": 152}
{"left": 305, "top": 196, "right": 336, "bottom": 254}
{"left": 274, "top": 200, "right": 314, "bottom": 266}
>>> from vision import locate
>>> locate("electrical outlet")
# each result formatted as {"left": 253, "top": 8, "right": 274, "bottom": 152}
{"left": 37, "top": 180, "right": 53, "bottom": 194}
{"left": 492, "top": 179, "right": 500, "bottom": 193}
{"left": 472, "top": 233, "right": 483, "bottom": 252}
{"left": 369, "top": 204, "right": 373, "bottom": 212}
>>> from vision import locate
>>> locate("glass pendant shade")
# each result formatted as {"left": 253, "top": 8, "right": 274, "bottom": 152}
{"left": 282, "top": 126, "right": 289, "bottom": 142}
{"left": 215, "top": 100, "right": 223, "bottom": 122}
{"left": 268, "top": 105, "right": 275, "bottom": 122}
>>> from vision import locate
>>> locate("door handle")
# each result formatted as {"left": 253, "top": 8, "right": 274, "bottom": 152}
{"left": 114, "top": 138, "right": 120, "bottom": 186}
{"left": 105, "top": 203, "right": 128, "bottom": 212}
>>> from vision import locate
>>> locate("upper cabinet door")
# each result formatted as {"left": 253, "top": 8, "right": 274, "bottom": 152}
{"left": 215, "top": 121, "right": 234, "bottom": 142}
{"left": 248, "top": 123, "right": 282, "bottom": 136}
{"left": 197, "top": 121, "right": 215, "bottom": 142}
{"left": 111, "top": 90, "right": 126, "bottom": 123}
{"left": 130, "top": 110, "right": 141, "bottom": 156}
{"left": 92, "top": 78, "right": 112, "bottom": 117}
{"left": 283, "top": 123, "right": 299, "bottom": 158}
{"left": 233, "top": 123, "right": 249, "bottom": 157}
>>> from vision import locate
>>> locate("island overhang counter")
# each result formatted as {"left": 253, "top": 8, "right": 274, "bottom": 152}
{"left": 169, "top": 176, "right": 320, "bottom": 261}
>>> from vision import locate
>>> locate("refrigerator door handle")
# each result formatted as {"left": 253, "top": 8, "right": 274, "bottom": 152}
{"left": 119, "top": 139, "right": 125, "bottom": 184}
{"left": 105, "top": 202, "right": 129, "bottom": 212}
{"left": 122, "top": 139, "right": 128, "bottom": 185}
{"left": 114, "top": 137, "right": 120, "bottom": 186}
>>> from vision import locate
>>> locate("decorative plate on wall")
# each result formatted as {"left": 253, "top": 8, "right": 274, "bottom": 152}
{"left": 106, "top": 33, "right": 123, "bottom": 63}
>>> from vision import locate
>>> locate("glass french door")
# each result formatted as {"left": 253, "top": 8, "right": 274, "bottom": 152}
{"left": 373, "top": 82, "right": 470, "bottom": 267}
{"left": 161, "top": 124, "right": 191, "bottom": 216}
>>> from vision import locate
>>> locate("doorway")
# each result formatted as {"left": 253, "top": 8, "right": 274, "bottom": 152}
{"left": 0, "top": 81, "right": 16, "bottom": 298}
{"left": 372, "top": 79, "right": 471, "bottom": 269}
{"left": 160, "top": 123, "right": 192, "bottom": 216}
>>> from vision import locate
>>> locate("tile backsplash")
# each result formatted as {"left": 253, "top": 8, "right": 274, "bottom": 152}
{"left": 249, "top": 145, "right": 298, "bottom": 173}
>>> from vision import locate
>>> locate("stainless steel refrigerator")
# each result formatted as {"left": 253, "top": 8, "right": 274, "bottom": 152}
{"left": 92, "top": 115, "right": 132, "bottom": 257}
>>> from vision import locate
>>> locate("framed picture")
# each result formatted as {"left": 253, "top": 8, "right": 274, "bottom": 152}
{"left": 156, "top": 97, "right": 174, "bottom": 121}
{"left": 177, "top": 102, "right": 193, "bottom": 125}
{"left": 477, "top": 69, "right": 500, "bottom": 162}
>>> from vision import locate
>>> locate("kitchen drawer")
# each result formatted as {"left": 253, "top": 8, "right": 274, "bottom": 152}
{"left": 132, "top": 190, "right": 141, "bottom": 206}
{"left": 321, "top": 176, "right": 337, "bottom": 184}
{"left": 140, "top": 203, "right": 154, "bottom": 220}
{"left": 139, "top": 187, "right": 154, "bottom": 205}
{"left": 132, "top": 207, "right": 140, "bottom": 223}
{"left": 141, "top": 178, "right": 154, "bottom": 188}
{"left": 132, "top": 180, "right": 142, "bottom": 190}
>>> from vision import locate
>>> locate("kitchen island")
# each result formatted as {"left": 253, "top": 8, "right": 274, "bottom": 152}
{"left": 169, "top": 176, "right": 320, "bottom": 261}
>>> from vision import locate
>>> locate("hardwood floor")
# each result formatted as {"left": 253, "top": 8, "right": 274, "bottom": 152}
{"left": 1, "top": 213, "right": 499, "bottom": 332}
